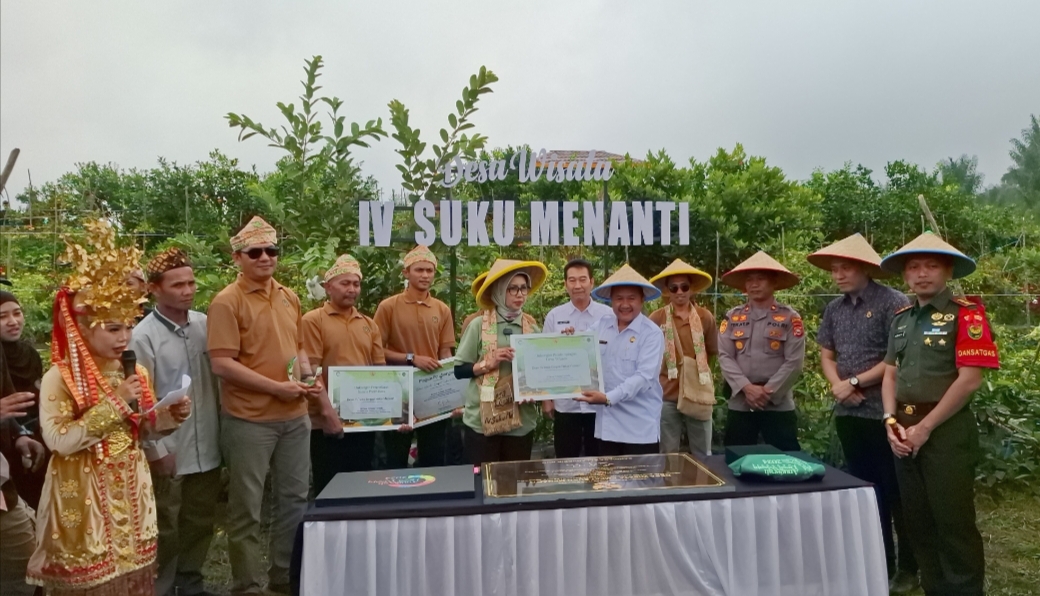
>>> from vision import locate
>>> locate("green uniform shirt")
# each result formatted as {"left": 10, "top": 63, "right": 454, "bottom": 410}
{"left": 884, "top": 287, "right": 960, "bottom": 404}
{"left": 456, "top": 314, "right": 540, "bottom": 437}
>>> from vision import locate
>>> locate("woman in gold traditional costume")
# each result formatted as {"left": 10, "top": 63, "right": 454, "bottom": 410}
{"left": 27, "top": 220, "right": 191, "bottom": 595}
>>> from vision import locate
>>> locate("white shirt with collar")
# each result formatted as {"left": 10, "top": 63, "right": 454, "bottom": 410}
{"left": 590, "top": 312, "right": 665, "bottom": 444}
{"left": 542, "top": 299, "right": 614, "bottom": 414}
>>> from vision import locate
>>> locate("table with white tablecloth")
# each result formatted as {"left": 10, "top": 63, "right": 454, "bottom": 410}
{"left": 293, "top": 456, "right": 888, "bottom": 596}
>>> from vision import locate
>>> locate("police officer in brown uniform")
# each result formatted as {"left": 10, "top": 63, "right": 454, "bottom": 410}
{"left": 881, "top": 232, "right": 999, "bottom": 596}
{"left": 717, "top": 251, "right": 805, "bottom": 451}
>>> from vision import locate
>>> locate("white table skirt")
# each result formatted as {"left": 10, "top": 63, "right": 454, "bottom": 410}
{"left": 301, "top": 487, "right": 887, "bottom": 596}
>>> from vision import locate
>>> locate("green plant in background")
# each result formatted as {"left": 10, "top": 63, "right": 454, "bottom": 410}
{"left": 388, "top": 66, "right": 498, "bottom": 200}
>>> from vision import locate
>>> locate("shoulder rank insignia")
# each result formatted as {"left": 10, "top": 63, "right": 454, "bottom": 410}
{"left": 953, "top": 296, "right": 975, "bottom": 308}
{"left": 772, "top": 314, "right": 786, "bottom": 322}
{"left": 895, "top": 305, "right": 912, "bottom": 315}
{"left": 719, "top": 319, "right": 728, "bottom": 334}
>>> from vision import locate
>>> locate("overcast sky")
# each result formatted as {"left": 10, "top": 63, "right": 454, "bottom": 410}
{"left": 2, "top": 1, "right": 1038, "bottom": 199}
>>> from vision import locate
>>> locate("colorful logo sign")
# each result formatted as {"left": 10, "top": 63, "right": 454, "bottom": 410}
{"left": 368, "top": 474, "right": 436, "bottom": 489}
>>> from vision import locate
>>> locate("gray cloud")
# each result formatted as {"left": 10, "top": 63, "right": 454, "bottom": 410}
{"left": 2, "top": 1, "right": 1038, "bottom": 197}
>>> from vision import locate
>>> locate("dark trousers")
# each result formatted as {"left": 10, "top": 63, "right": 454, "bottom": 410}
{"left": 835, "top": 415, "right": 917, "bottom": 576}
{"left": 384, "top": 418, "right": 449, "bottom": 469}
{"left": 152, "top": 467, "right": 222, "bottom": 596}
{"left": 463, "top": 426, "right": 534, "bottom": 466}
{"left": 309, "top": 430, "right": 375, "bottom": 495}
{"left": 597, "top": 440, "right": 660, "bottom": 456}
{"left": 895, "top": 408, "right": 984, "bottom": 596}
{"left": 723, "top": 409, "right": 801, "bottom": 451}
{"left": 553, "top": 412, "right": 599, "bottom": 458}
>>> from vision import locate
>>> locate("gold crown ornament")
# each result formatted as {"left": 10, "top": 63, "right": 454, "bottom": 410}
{"left": 61, "top": 219, "right": 146, "bottom": 326}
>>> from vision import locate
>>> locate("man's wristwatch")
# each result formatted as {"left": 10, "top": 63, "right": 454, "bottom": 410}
{"left": 849, "top": 376, "right": 860, "bottom": 387}
{"left": 405, "top": 353, "right": 415, "bottom": 366}
{"left": 883, "top": 413, "right": 897, "bottom": 426}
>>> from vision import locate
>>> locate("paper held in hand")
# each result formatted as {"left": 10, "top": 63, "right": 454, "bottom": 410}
{"left": 510, "top": 332, "right": 604, "bottom": 402}
{"left": 412, "top": 358, "right": 467, "bottom": 428}
{"left": 146, "top": 374, "right": 191, "bottom": 414}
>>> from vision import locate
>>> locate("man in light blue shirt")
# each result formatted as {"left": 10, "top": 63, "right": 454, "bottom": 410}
{"left": 131, "top": 248, "right": 221, "bottom": 596}
{"left": 575, "top": 265, "right": 665, "bottom": 456}
{"left": 542, "top": 259, "right": 613, "bottom": 458}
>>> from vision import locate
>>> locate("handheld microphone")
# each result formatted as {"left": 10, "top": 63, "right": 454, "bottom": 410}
{"left": 121, "top": 350, "right": 139, "bottom": 412}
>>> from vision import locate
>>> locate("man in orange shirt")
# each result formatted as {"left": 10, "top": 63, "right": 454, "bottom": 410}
{"left": 207, "top": 216, "right": 319, "bottom": 596}
{"left": 301, "top": 254, "right": 385, "bottom": 494}
{"left": 375, "top": 246, "right": 456, "bottom": 468}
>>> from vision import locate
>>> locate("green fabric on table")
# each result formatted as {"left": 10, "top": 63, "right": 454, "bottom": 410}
{"left": 728, "top": 454, "right": 826, "bottom": 482}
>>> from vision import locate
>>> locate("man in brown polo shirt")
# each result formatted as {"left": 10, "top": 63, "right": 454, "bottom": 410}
{"left": 374, "top": 245, "right": 456, "bottom": 468}
{"left": 207, "top": 216, "right": 318, "bottom": 596}
{"left": 301, "top": 254, "right": 385, "bottom": 494}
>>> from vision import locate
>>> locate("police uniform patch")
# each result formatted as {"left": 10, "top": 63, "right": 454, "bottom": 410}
{"left": 792, "top": 316, "right": 804, "bottom": 338}
{"left": 719, "top": 319, "right": 728, "bottom": 334}
{"left": 931, "top": 313, "right": 943, "bottom": 321}
{"left": 734, "top": 330, "right": 745, "bottom": 338}
{"left": 772, "top": 315, "right": 786, "bottom": 322}
{"left": 735, "top": 340, "right": 744, "bottom": 350}
{"left": 768, "top": 328, "right": 782, "bottom": 338}
{"left": 943, "top": 313, "right": 955, "bottom": 321}
{"left": 769, "top": 340, "right": 781, "bottom": 350}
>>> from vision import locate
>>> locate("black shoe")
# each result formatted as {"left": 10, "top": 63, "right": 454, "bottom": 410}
{"left": 889, "top": 570, "right": 920, "bottom": 594}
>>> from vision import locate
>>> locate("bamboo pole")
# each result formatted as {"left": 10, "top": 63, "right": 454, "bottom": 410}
{"left": 0, "top": 148, "right": 20, "bottom": 193}
{"left": 917, "top": 194, "right": 965, "bottom": 296}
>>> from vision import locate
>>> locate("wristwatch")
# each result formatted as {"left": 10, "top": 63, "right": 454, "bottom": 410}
{"left": 405, "top": 353, "right": 415, "bottom": 366}
{"left": 883, "top": 413, "right": 897, "bottom": 426}
{"left": 849, "top": 376, "right": 860, "bottom": 387}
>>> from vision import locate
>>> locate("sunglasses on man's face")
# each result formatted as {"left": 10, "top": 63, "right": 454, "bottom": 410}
{"left": 241, "top": 246, "right": 280, "bottom": 260}
{"left": 668, "top": 283, "right": 691, "bottom": 293}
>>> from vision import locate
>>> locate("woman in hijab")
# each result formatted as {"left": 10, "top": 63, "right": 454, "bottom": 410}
{"left": 455, "top": 259, "right": 547, "bottom": 465}
{"left": 1, "top": 290, "right": 47, "bottom": 508}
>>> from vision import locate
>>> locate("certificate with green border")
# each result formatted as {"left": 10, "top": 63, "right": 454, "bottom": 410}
{"left": 510, "top": 332, "right": 604, "bottom": 402}
{"left": 327, "top": 366, "right": 412, "bottom": 432}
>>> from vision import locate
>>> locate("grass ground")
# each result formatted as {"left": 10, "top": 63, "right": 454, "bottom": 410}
{"left": 197, "top": 486, "right": 1040, "bottom": 595}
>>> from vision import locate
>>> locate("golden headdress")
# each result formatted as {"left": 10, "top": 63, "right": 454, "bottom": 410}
{"left": 61, "top": 219, "right": 146, "bottom": 326}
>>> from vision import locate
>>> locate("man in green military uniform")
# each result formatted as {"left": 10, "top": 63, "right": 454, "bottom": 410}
{"left": 881, "top": 232, "right": 999, "bottom": 596}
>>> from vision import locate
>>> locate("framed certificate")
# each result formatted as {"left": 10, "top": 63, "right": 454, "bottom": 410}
{"left": 411, "top": 358, "right": 468, "bottom": 428}
{"left": 510, "top": 332, "right": 604, "bottom": 402}
{"left": 327, "top": 366, "right": 413, "bottom": 432}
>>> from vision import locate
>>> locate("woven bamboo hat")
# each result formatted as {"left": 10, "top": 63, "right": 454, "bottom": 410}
{"left": 475, "top": 259, "right": 548, "bottom": 309}
{"left": 649, "top": 259, "right": 713, "bottom": 294}
{"left": 880, "top": 232, "right": 976, "bottom": 279}
{"left": 470, "top": 272, "right": 488, "bottom": 297}
{"left": 592, "top": 264, "right": 662, "bottom": 303}
{"left": 720, "top": 251, "right": 799, "bottom": 291}
{"left": 807, "top": 233, "right": 888, "bottom": 278}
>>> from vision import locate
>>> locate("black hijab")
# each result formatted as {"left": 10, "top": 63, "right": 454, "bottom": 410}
{"left": 1, "top": 291, "right": 44, "bottom": 399}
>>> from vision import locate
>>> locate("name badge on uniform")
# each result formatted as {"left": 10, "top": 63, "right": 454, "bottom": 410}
{"left": 894, "top": 330, "right": 906, "bottom": 339}
{"left": 923, "top": 329, "right": 948, "bottom": 336}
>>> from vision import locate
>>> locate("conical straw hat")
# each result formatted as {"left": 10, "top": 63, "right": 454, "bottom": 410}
{"left": 880, "top": 232, "right": 976, "bottom": 279}
{"left": 720, "top": 251, "right": 799, "bottom": 291}
{"left": 648, "top": 258, "right": 713, "bottom": 294}
{"left": 807, "top": 233, "right": 888, "bottom": 278}
{"left": 592, "top": 264, "right": 662, "bottom": 303}
{"left": 470, "top": 271, "right": 488, "bottom": 297}
{"left": 475, "top": 259, "right": 548, "bottom": 309}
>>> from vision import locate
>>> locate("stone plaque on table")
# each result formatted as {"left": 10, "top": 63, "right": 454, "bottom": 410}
{"left": 483, "top": 453, "right": 732, "bottom": 503}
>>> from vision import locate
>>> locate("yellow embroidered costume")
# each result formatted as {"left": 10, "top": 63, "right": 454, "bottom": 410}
{"left": 27, "top": 220, "right": 184, "bottom": 595}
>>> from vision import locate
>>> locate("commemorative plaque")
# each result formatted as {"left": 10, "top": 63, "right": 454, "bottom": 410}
{"left": 483, "top": 453, "right": 731, "bottom": 503}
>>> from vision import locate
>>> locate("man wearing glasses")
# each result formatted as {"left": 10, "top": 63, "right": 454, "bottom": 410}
{"left": 648, "top": 259, "right": 718, "bottom": 457}
{"left": 207, "top": 216, "right": 320, "bottom": 596}
{"left": 541, "top": 259, "right": 612, "bottom": 458}
{"left": 375, "top": 245, "right": 456, "bottom": 468}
